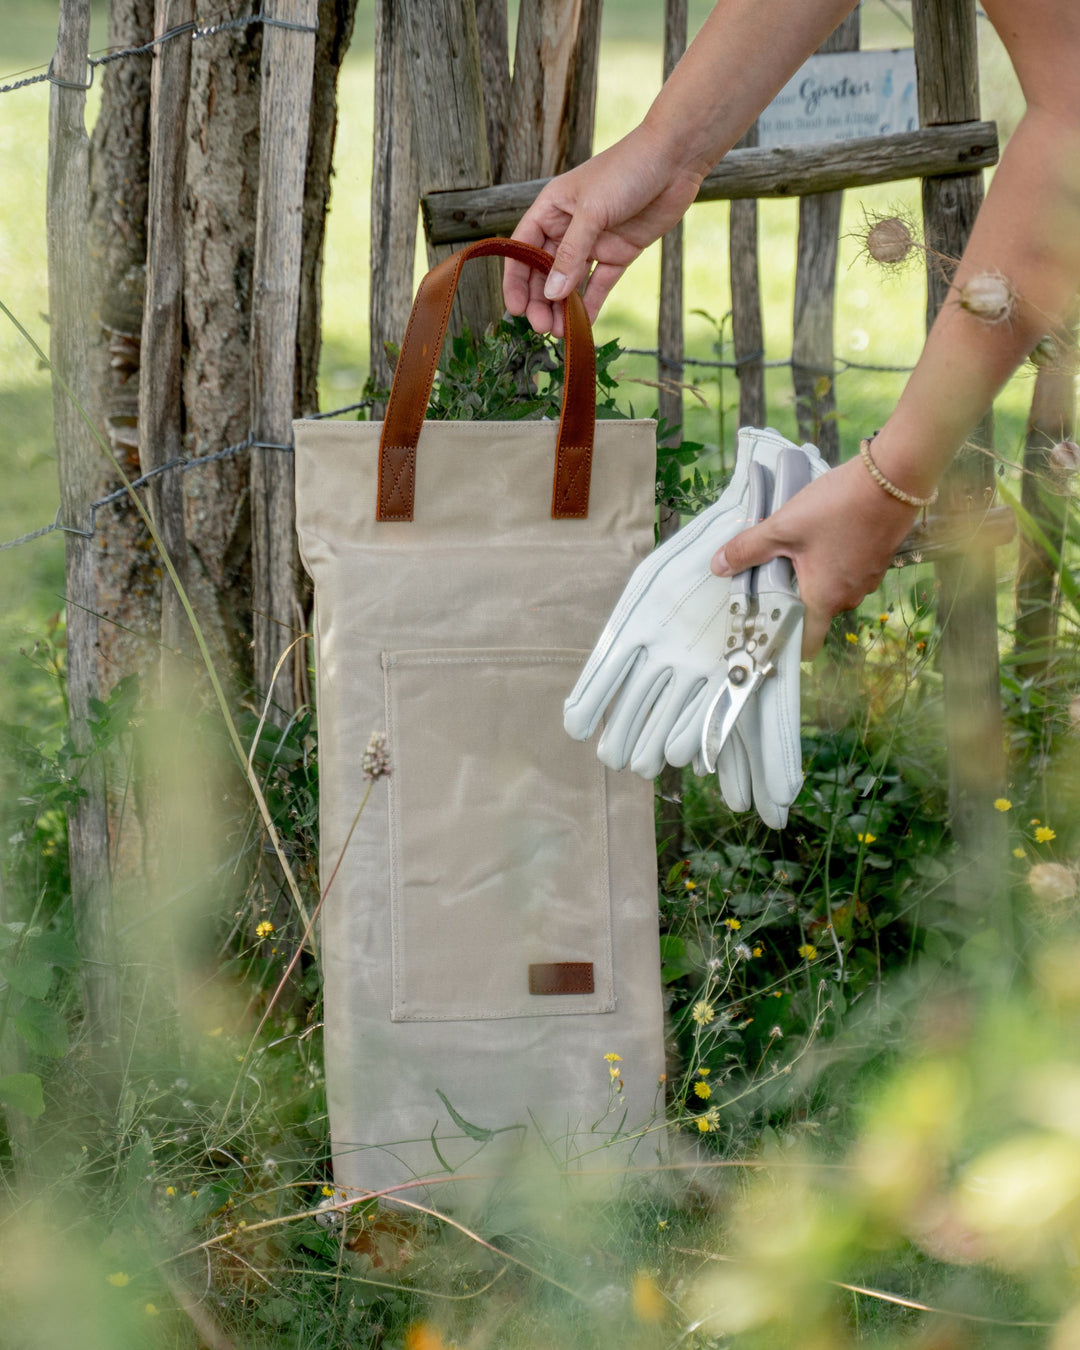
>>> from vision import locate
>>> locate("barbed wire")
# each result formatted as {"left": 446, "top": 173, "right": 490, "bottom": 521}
{"left": 0, "top": 8, "right": 316, "bottom": 97}
{"left": 0, "top": 401, "right": 374, "bottom": 555}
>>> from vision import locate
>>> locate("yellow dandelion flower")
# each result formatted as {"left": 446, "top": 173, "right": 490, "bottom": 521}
{"left": 321, "top": 1185, "right": 335, "bottom": 1197}
{"left": 256, "top": 921, "right": 274, "bottom": 939}
{"left": 878, "top": 612, "right": 889, "bottom": 624}
{"left": 164, "top": 1185, "right": 176, "bottom": 1197}
{"left": 724, "top": 917, "right": 742, "bottom": 930}
{"left": 657, "top": 1219, "right": 669, "bottom": 1230}
{"left": 994, "top": 798, "right": 1012, "bottom": 812}
{"left": 609, "top": 1064, "right": 621, "bottom": 1079}
{"left": 603, "top": 1052, "right": 622, "bottom": 1063}
{"left": 857, "top": 832, "right": 877, "bottom": 844}
{"left": 845, "top": 632, "right": 859, "bottom": 645}
{"left": 771, "top": 990, "right": 784, "bottom": 998}
{"left": 751, "top": 945, "right": 763, "bottom": 957}
{"left": 1013, "top": 847, "right": 1027, "bottom": 859}
{"left": 1036, "top": 826, "right": 1057, "bottom": 843}
{"left": 691, "top": 1001, "right": 715, "bottom": 1026}
{"left": 694, "top": 1081, "right": 712, "bottom": 1099}
{"left": 144, "top": 1303, "right": 160, "bottom": 1317}
{"left": 697, "top": 1067, "right": 710, "bottom": 1076}
{"left": 695, "top": 1116, "right": 711, "bottom": 1132}
{"left": 1031, "top": 818, "right": 1042, "bottom": 825}
{"left": 631, "top": 1271, "right": 667, "bottom": 1324}
{"left": 107, "top": 1272, "right": 131, "bottom": 1288}
{"left": 798, "top": 943, "right": 817, "bottom": 960}
{"left": 683, "top": 878, "right": 697, "bottom": 890}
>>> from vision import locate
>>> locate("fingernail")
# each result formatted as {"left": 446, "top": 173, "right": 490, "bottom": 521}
{"left": 711, "top": 547, "right": 732, "bottom": 577}
{"left": 544, "top": 270, "right": 569, "bottom": 301}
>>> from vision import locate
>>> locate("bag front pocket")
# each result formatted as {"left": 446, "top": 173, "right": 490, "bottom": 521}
{"left": 383, "top": 649, "right": 615, "bottom": 1021}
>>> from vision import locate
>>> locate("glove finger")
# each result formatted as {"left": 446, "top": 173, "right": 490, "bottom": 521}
{"left": 734, "top": 690, "right": 790, "bottom": 830}
{"left": 596, "top": 661, "right": 671, "bottom": 771}
{"left": 715, "top": 720, "right": 753, "bottom": 811}
{"left": 629, "top": 675, "right": 706, "bottom": 780}
{"left": 664, "top": 681, "right": 716, "bottom": 768}
{"left": 564, "top": 643, "right": 643, "bottom": 742}
{"left": 756, "top": 612, "right": 805, "bottom": 809}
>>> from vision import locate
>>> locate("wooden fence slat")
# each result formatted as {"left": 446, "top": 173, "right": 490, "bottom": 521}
{"left": 370, "top": 0, "right": 420, "bottom": 408}
{"left": 424, "top": 122, "right": 999, "bottom": 244}
{"left": 476, "top": 0, "right": 512, "bottom": 183}
{"left": 250, "top": 0, "right": 318, "bottom": 718}
{"left": 1014, "top": 312, "right": 1078, "bottom": 679}
{"left": 140, "top": 0, "right": 193, "bottom": 670}
{"left": 792, "top": 11, "right": 859, "bottom": 464}
{"left": 565, "top": 0, "right": 603, "bottom": 169}
{"left": 913, "top": 0, "right": 1008, "bottom": 925}
{"left": 504, "top": 0, "right": 585, "bottom": 184}
{"left": 730, "top": 123, "right": 765, "bottom": 432}
{"left": 400, "top": 0, "right": 502, "bottom": 336}
{"left": 48, "top": 0, "right": 120, "bottom": 1060}
{"left": 657, "top": 0, "right": 687, "bottom": 868}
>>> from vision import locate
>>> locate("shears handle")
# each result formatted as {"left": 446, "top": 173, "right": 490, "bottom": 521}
{"left": 757, "top": 446, "right": 813, "bottom": 594}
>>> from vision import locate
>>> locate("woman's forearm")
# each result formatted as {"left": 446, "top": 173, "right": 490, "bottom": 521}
{"left": 642, "top": 0, "right": 860, "bottom": 178}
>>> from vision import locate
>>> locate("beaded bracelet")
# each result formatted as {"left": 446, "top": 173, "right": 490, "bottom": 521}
{"left": 858, "top": 437, "right": 938, "bottom": 508}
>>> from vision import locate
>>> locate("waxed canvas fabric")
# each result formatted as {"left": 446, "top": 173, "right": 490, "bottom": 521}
{"left": 294, "top": 414, "right": 666, "bottom": 1207}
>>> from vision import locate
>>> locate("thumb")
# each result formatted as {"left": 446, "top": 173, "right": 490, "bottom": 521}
{"left": 544, "top": 213, "right": 600, "bottom": 301}
{"left": 710, "top": 521, "right": 784, "bottom": 578}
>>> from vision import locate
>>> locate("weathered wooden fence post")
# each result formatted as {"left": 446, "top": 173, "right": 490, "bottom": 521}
{"left": 140, "top": 0, "right": 193, "bottom": 671}
{"left": 48, "top": 0, "right": 121, "bottom": 1062}
{"left": 400, "top": 0, "right": 502, "bottom": 336}
{"left": 730, "top": 122, "right": 765, "bottom": 436}
{"left": 913, "top": 0, "right": 1009, "bottom": 927}
{"left": 792, "top": 11, "right": 859, "bottom": 464}
{"left": 250, "top": 0, "right": 318, "bottom": 719}
{"left": 656, "top": 0, "right": 687, "bottom": 864}
{"left": 370, "top": 0, "right": 420, "bottom": 408}
{"left": 1014, "top": 313, "right": 1078, "bottom": 679}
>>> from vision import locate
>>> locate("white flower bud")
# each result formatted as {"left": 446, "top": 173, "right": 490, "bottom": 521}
{"left": 959, "top": 272, "right": 1015, "bottom": 324}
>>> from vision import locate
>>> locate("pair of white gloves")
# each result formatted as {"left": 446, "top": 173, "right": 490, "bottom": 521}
{"left": 564, "top": 427, "right": 828, "bottom": 830}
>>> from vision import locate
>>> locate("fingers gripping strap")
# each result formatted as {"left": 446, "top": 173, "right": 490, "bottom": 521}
{"left": 377, "top": 238, "right": 596, "bottom": 521}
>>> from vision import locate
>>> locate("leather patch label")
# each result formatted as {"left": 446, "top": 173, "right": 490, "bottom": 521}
{"left": 528, "top": 962, "right": 595, "bottom": 996}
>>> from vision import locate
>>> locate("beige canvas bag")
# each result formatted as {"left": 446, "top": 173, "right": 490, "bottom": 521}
{"left": 294, "top": 239, "right": 666, "bottom": 1208}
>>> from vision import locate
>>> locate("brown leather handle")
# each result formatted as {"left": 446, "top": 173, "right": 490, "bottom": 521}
{"left": 377, "top": 238, "right": 596, "bottom": 522}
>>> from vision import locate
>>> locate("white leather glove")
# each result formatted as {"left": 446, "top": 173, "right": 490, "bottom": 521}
{"left": 666, "top": 440, "right": 828, "bottom": 829}
{"left": 564, "top": 428, "right": 828, "bottom": 822}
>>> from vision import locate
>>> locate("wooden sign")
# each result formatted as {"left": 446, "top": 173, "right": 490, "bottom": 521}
{"left": 759, "top": 49, "right": 918, "bottom": 148}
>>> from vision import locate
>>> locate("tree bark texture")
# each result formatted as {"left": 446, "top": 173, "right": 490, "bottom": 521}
{"left": 140, "top": 0, "right": 193, "bottom": 671}
{"left": 181, "top": 1, "right": 263, "bottom": 683}
{"left": 399, "top": 0, "right": 502, "bottom": 336}
{"left": 792, "top": 10, "right": 859, "bottom": 465}
{"left": 298, "top": 0, "right": 359, "bottom": 418}
{"left": 250, "top": 0, "right": 318, "bottom": 720}
{"left": 914, "top": 0, "right": 1008, "bottom": 924}
{"left": 564, "top": 0, "right": 602, "bottom": 169}
{"left": 370, "top": 0, "right": 420, "bottom": 405}
{"left": 49, "top": 0, "right": 121, "bottom": 1064}
{"left": 86, "top": 0, "right": 157, "bottom": 699}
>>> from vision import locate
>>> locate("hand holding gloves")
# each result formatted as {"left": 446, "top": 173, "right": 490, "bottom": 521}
{"left": 563, "top": 426, "right": 828, "bottom": 829}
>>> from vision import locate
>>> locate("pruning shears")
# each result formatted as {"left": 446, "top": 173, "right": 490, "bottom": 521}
{"left": 700, "top": 446, "right": 812, "bottom": 772}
